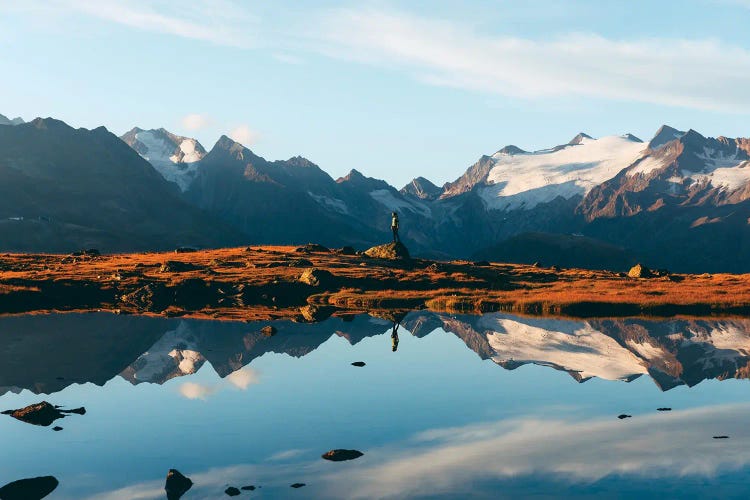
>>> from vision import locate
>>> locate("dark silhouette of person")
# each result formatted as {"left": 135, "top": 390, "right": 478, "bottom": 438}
{"left": 391, "top": 212, "right": 400, "bottom": 243}
{"left": 391, "top": 321, "right": 400, "bottom": 352}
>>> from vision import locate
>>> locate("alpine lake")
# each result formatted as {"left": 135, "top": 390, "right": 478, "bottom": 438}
{"left": 2, "top": 311, "right": 750, "bottom": 499}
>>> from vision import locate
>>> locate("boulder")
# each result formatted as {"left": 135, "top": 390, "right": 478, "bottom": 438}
{"left": 628, "top": 263, "right": 654, "bottom": 278}
{"left": 321, "top": 449, "right": 364, "bottom": 461}
{"left": 298, "top": 268, "right": 335, "bottom": 287}
{"left": 363, "top": 242, "right": 410, "bottom": 260}
{"left": 261, "top": 325, "right": 277, "bottom": 337}
{"left": 295, "top": 243, "right": 330, "bottom": 253}
{"left": 2, "top": 402, "right": 64, "bottom": 426}
{"left": 0, "top": 476, "right": 59, "bottom": 500}
{"left": 225, "top": 486, "right": 241, "bottom": 496}
{"left": 160, "top": 261, "right": 199, "bottom": 273}
{"left": 174, "top": 247, "right": 198, "bottom": 253}
{"left": 165, "top": 469, "right": 193, "bottom": 500}
{"left": 337, "top": 246, "right": 357, "bottom": 255}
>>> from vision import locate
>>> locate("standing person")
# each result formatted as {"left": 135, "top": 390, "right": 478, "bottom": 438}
{"left": 391, "top": 211, "right": 400, "bottom": 243}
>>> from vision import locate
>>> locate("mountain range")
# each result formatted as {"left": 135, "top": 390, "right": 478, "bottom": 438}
{"left": 2, "top": 113, "right": 750, "bottom": 271}
{"left": 2, "top": 312, "right": 748, "bottom": 395}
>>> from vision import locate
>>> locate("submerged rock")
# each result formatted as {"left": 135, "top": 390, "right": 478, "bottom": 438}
{"left": 2, "top": 401, "right": 83, "bottom": 427}
{"left": 0, "top": 476, "right": 59, "bottom": 500}
{"left": 165, "top": 469, "right": 193, "bottom": 500}
{"left": 290, "top": 483, "right": 306, "bottom": 488}
{"left": 225, "top": 486, "right": 241, "bottom": 496}
{"left": 321, "top": 449, "right": 364, "bottom": 461}
{"left": 241, "top": 485, "right": 256, "bottom": 491}
{"left": 298, "top": 268, "right": 335, "bottom": 287}
{"left": 261, "top": 325, "right": 277, "bottom": 337}
{"left": 657, "top": 407, "right": 672, "bottom": 411}
{"left": 364, "top": 242, "right": 410, "bottom": 260}
{"left": 351, "top": 361, "right": 366, "bottom": 367}
{"left": 617, "top": 414, "right": 632, "bottom": 420}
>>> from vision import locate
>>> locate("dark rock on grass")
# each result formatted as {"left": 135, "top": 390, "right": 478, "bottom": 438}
{"left": 321, "top": 449, "right": 364, "bottom": 461}
{"left": 160, "top": 260, "right": 200, "bottom": 273}
{"left": 241, "top": 485, "right": 256, "bottom": 491}
{"left": 364, "top": 242, "right": 410, "bottom": 260}
{"left": 261, "top": 325, "right": 277, "bottom": 336}
{"left": 338, "top": 246, "right": 356, "bottom": 255}
{"left": 657, "top": 407, "right": 672, "bottom": 411}
{"left": 617, "top": 414, "right": 632, "bottom": 420}
{"left": 52, "top": 426, "right": 63, "bottom": 431}
{"left": 1, "top": 401, "right": 76, "bottom": 427}
{"left": 298, "top": 268, "right": 335, "bottom": 287}
{"left": 225, "top": 486, "right": 241, "bottom": 496}
{"left": 288, "top": 258, "right": 313, "bottom": 267}
{"left": 351, "top": 361, "right": 366, "bottom": 367}
{"left": 295, "top": 243, "right": 330, "bottom": 253}
{"left": 290, "top": 483, "right": 306, "bottom": 488}
{"left": 174, "top": 247, "right": 198, "bottom": 253}
{"left": 472, "top": 260, "right": 490, "bottom": 267}
{"left": 713, "top": 435, "right": 729, "bottom": 439}
{"left": 165, "top": 469, "right": 193, "bottom": 500}
{"left": 0, "top": 476, "right": 59, "bottom": 500}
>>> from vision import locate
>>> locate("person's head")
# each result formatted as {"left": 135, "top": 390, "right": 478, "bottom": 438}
{"left": 392, "top": 211, "right": 397, "bottom": 217}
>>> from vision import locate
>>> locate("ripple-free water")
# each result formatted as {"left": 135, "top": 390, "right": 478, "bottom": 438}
{"left": 2, "top": 312, "right": 750, "bottom": 499}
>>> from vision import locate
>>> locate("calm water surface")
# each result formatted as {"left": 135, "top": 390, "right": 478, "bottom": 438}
{"left": 2, "top": 312, "right": 750, "bottom": 499}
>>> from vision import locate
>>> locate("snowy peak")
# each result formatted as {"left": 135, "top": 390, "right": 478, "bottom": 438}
{"left": 121, "top": 127, "right": 206, "bottom": 191}
{"left": 495, "top": 145, "right": 528, "bottom": 156}
{"left": 568, "top": 132, "right": 593, "bottom": 145}
{"left": 0, "top": 113, "right": 24, "bottom": 126}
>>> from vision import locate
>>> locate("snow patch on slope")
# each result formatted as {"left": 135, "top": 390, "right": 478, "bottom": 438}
{"left": 134, "top": 130, "right": 203, "bottom": 191}
{"left": 480, "top": 136, "right": 646, "bottom": 210}
{"left": 370, "top": 189, "right": 432, "bottom": 218}
{"left": 308, "top": 192, "right": 350, "bottom": 214}
{"left": 478, "top": 314, "right": 648, "bottom": 381}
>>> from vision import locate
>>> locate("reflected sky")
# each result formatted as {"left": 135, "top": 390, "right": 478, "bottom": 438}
{"left": 2, "top": 312, "right": 750, "bottom": 498}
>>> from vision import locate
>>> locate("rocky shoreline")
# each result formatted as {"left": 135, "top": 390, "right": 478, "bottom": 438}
{"left": 1, "top": 244, "right": 749, "bottom": 321}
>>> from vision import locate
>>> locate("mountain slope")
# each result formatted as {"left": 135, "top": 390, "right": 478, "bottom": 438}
{"left": 0, "top": 118, "right": 241, "bottom": 252}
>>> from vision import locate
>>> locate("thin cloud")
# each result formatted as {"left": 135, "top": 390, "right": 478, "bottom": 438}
{"left": 229, "top": 125, "right": 260, "bottom": 146}
{"left": 178, "top": 382, "right": 216, "bottom": 400}
{"left": 62, "top": 0, "right": 258, "bottom": 48}
{"left": 225, "top": 367, "right": 261, "bottom": 390}
{"left": 315, "top": 7, "right": 750, "bottom": 113}
{"left": 180, "top": 113, "right": 212, "bottom": 131}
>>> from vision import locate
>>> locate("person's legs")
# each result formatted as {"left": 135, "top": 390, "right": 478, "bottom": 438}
{"left": 392, "top": 227, "right": 397, "bottom": 242}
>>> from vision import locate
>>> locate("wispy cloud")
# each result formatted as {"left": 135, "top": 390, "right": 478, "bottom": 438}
{"left": 178, "top": 381, "right": 216, "bottom": 400}
{"left": 62, "top": 0, "right": 258, "bottom": 48}
{"left": 229, "top": 125, "right": 260, "bottom": 146}
{"left": 15, "top": 2, "right": 750, "bottom": 113}
{"left": 180, "top": 113, "right": 212, "bottom": 131}
{"left": 226, "top": 367, "right": 261, "bottom": 390}
{"left": 314, "top": 7, "right": 750, "bottom": 113}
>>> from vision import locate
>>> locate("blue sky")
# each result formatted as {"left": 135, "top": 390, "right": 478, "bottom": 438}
{"left": 2, "top": 0, "right": 750, "bottom": 187}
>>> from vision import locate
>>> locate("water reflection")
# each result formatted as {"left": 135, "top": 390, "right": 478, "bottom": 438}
{"left": 3, "top": 311, "right": 750, "bottom": 498}
{"left": 2, "top": 312, "right": 750, "bottom": 395}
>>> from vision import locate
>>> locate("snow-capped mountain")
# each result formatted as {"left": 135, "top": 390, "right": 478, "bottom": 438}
{"left": 479, "top": 133, "right": 646, "bottom": 211}
{"left": 403, "top": 312, "right": 750, "bottom": 389}
{"left": 120, "top": 127, "right": 206, "bottom": 191}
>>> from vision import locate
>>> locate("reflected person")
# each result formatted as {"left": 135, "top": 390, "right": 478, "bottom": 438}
{"left": 391, "top": 321, "right": 400, "bottom": 352}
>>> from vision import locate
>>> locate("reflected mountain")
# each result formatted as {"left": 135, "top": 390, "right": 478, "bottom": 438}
{"left": 1, "top": 312, "right": 750, "bottom": 395}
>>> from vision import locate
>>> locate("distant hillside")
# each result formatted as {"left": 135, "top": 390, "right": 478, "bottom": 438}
{"left": 0, "top": 118, "right": 241, "bottom": 252}
{"left": 473, "top": 232, "right": 636, "bottom": 271}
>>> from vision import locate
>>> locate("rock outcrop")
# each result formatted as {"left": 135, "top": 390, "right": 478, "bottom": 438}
{"left": 0, "top": 476, "right": 59, "bottom": 500}
{"left": 628, "top": 264, "right": 654, "bottom": 278}
{"left": 364, "top": 242, "right": 410, "bottom": 260}
{"left": 165, "top": 469, "right": 193, "bottom": 500}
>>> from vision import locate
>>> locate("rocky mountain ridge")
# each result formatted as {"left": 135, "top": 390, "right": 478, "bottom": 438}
{"left": 3, "top": 112, "right": 750, "bottom": 271}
